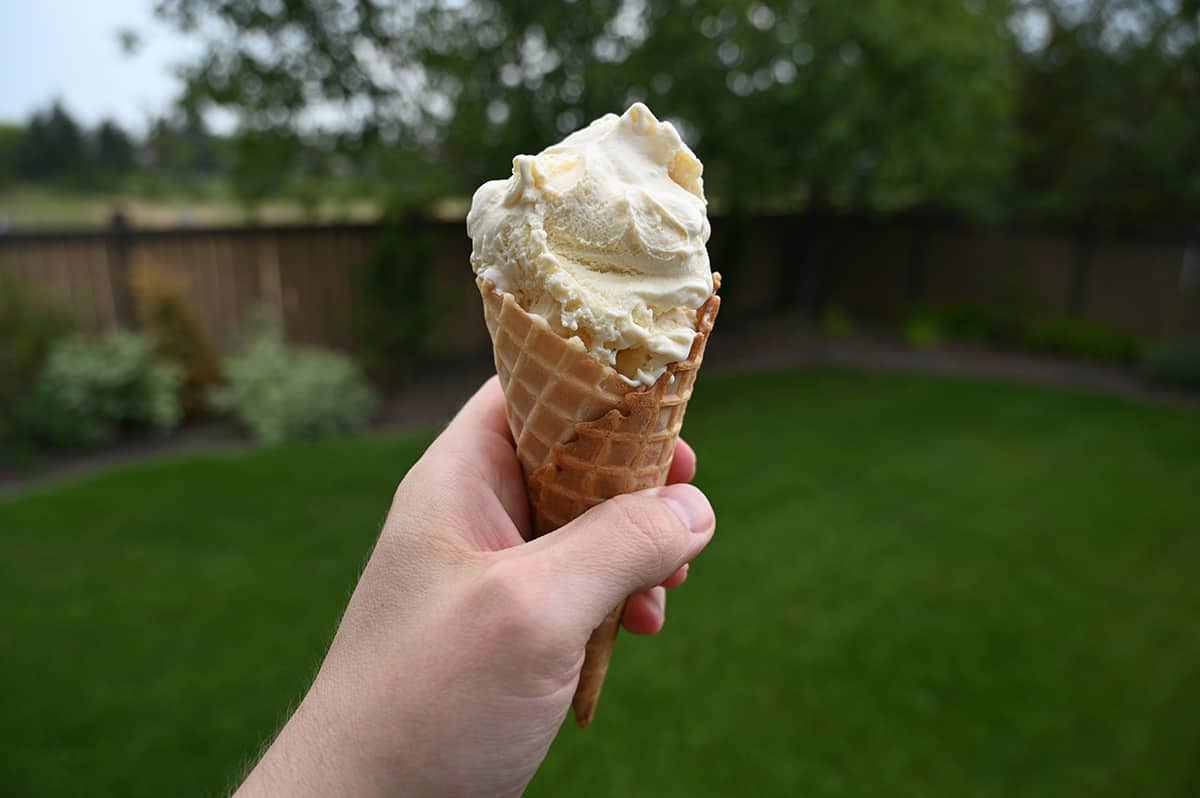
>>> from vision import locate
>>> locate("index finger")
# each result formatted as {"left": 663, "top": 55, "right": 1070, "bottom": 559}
{"left": 413, "top": 377, "right": 531, "bottom": 534}
{"left": 666, "top": 438, "right": 696, "bottom": 484}
{"left": 440, "top": 375, "right": 513, "bottom": 446}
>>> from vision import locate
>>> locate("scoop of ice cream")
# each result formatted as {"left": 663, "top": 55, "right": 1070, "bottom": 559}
{"left": 467, "top": 102, "right": 712, "bottom": 386}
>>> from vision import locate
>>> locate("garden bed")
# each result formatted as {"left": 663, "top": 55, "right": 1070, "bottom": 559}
{"left": 4, "top": 330, "right": 1196, "bottom": 497}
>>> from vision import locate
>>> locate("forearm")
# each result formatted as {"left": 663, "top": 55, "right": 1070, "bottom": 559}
{"left": 234, "top": 685, "right": 392, "bottom": 798}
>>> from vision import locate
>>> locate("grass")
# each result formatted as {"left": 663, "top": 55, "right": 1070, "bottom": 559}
{"left": 0, "top": 184, "right": 380, "bottom": 229}
{"left": 2, "top": 368, "right": 1199, "bottom": 797}
{"left": 0, "top": 183, "right": 469, "bottom": 230}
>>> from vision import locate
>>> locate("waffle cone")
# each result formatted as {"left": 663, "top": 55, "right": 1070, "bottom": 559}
{"left": 478, "top": 273, "right": 721, "bottom": 727}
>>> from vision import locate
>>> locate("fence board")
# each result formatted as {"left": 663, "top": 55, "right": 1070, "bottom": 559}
{"left": 1088, "top": 241, "right": 1194, "bottom": 339}
{"left": 1, "top": 219, "right": 1197, "bottom": 358}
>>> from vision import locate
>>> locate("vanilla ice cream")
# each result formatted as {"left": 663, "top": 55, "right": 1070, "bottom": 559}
{"left": 467, "top": 102, "right": 713, "bottom": 386}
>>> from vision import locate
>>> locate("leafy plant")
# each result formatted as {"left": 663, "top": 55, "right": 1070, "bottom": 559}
{"left": 29, "top": 330, "right": 183, "bottom": 448}
{"left": 352, "top": 213, "right": 439, "bottom": 385}
{"left": 1141, "top": 338, "right": 1200, "bottom": 392}
{"left": 1020, "top": 317, "right": 1140, "bottom": 365}
{"left": 159, "top": 0, "right": 1018, "bottom": 220}
{"left": 128, "top": 257, "right": 222, "bottom": 414}
{"left": 900, "top": 302, "right": 1139, "bottom": 365}
{"left": 0, "top": 272, "right": 75, "bottom": 383}
{"left": 212, "top": 313, "right": 378, "bottom": 443}
{"left": 903, "top": 303, "right": 1019, "bottom": 347}
{"left": 0, "top": 274, "right": 76, "bottom": 464}
{"left": 822, "top": 305, "right": 856, "bottom": 338}
{"left": 902, "top": 307, "right": 945, "bottom": 348}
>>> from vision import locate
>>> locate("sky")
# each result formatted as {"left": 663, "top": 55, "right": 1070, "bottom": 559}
{"left": 0, "top": 0, "right": 195, "bottom": 131}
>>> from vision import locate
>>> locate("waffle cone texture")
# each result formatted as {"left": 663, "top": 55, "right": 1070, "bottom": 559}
{"left": 478, "top": 273, "right": 721, "bottom": 727}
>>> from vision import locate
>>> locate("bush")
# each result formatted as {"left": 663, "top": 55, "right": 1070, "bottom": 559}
{"left": 902, "top": 303, "right": 1018, "bottom": 348}
{"left": 352, "top": 213, "right": 439, "bottom": 384}
{"left": 901, "top": 312, "right": 945, "bottom": 349}
{"left": 128, "top": 258, "right": 222, "bottom": 414}
{"left": 822, "top": 305, "right": 856, "bottom": 337}
{"left": 0, "top": 273, "right": 75, "bottom": 381}
{"left": 1141, "top": 338, "right": 1200, "bottom": 391}
{"left": 900, "top": 302, "right": 1140, "bottom": 366}
{"left": 0, "top": 275, "right": 76, "bottom": 463}
{"left": 29, "top": 330, "right": 183, "bottom": 448}
{"left": 1020, "top": 317, "right": 1140, "bottom": 364}
{"left": 211, "top": 316, "right": 378, "bottom": 443}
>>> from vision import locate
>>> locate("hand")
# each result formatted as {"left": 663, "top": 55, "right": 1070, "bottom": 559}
{"left": 234, "top": 377, "right": 716, "bottom": 798}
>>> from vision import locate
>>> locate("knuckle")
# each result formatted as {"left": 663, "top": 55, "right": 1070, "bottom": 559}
{"left": 469, "top": 560, "right": 563, "bottom": 652}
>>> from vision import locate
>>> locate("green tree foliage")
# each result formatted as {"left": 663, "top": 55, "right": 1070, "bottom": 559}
{"left": 155, "top": 0, "right": 1018, "bottom": 218}
{"left": 5, "top": 103, "right": 144, "bottom": 187}
{"left": 94, "top": 119, "right": 137, "bottom": 175}
{"left": 229, "top": 127, "right": 303, "bottom": 211}
{"left": 1011, "top": 0, "right": 1200, "bottom": 226}
{"left": 144, "top": 112, "right": 224, "bottom": 177}
{"left": 351, "top": 212, "right": 439, "bottom": 383}
{"left": 0, "top": 124, "right": 22, "bottom": 185}
{"left": 137, "top": 0, "right": 1200, "bottom": 227}
{"left": 16, "top": 100, "right": 87, "bottom": 181}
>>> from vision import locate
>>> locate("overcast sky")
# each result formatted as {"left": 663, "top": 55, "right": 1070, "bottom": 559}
{"left": 0, "top": 0, "right": 194, "bottom": 131}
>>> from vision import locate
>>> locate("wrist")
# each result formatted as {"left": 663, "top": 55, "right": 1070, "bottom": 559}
{"left": 235, "top": 678, "right": 402, "bottom": 798}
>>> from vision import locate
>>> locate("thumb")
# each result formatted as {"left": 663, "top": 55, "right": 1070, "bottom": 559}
{"left": 518, "top": 483, "right": 716, "bottom": 627}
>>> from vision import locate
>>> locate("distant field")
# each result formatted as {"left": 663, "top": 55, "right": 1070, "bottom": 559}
{"left": 0, "top": 185, "right": 382, "bottom": 229}
{"left": 3, "top": 368, "right": 1200, "bottom": 797}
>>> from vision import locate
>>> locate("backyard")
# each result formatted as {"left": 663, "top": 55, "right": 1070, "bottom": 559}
{"left": 3, "top": 366, "right": 1198, "bottom": 797}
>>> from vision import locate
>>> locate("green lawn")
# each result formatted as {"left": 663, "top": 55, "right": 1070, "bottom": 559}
{"left": 2, "top": 368, "right": 1199, "bottom": 797}
{"left": 0, "top": 184, "right": 380, "bottom": 229}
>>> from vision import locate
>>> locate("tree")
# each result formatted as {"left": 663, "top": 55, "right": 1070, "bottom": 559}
{"left": 0, "top": 124, "right": 22, "bottom": 185}
{"left": 143, "top": 112, "right": 227, "bottom": 186}
{"left": 1010, "top": 0, "right": 1200, "bottom": 226}
{"left": 93, "top": 119, "right": 137, "bottom": 175}
{"left": 15, "top": 101, "right": 86, "bottom": 180}
{"left": 157, "top": 0, "right": 1018, "bottom": 218}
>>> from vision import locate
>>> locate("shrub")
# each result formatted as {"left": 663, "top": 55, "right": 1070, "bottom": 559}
{"left": 352, "top": 213, "right": 439, "bottom": 385}
{"left": 0, "top": 272, "right": 75, "bottom": 381}
{"left": 1141, "top": 338, "right": 1200, "bottom": 391}
{"left": 822, "top": 305, "right": 856, "bottom": 338}
{"left": 901, "top": 311, "right": 944, "bottom": 348}
{"left": 0, "top": 274, "right": 76, "bottom": 463}
{"left": 954, "top": 306, "right": 1020, "bottom": 345}
{"left": 900, "top": 302, "right": 1140, "bottom": 366}
{"left": 29, "top": 330, "right": 183, "bottom": 448}
{"left": 902, "top": 303, "right": 1018, "bottom": 347}
{"left": 128, "top": 258, "right": 222, "bottom": 414}
{"left": 211, "top": 316, "right": 378, "bottom": 443}
{"left": 1019, "top": 317, "right": 1140, "bottom": 364}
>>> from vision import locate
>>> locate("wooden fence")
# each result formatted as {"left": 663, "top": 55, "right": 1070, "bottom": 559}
{"left": 0, "top": 220, "right": 486, "bottom": 356}
{"left": 1, "top": 216, "right": 1198, "bottom": 359}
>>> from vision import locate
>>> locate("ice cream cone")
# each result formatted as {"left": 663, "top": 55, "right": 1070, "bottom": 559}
{"left": 478, "top": 273, "right": 721, "bottom": 727}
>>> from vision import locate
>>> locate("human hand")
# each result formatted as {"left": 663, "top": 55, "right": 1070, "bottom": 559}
{"left": 234, "top": 376, "right": 716, "bottom": 798}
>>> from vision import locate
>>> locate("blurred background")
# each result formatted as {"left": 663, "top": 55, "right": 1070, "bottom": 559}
{"left": 1, "top": 1, "right": 1198, "bottom": 796}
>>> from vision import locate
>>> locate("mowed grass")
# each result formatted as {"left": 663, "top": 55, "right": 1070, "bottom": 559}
{"left": 0, "top": 185, "right": 380, "bottom": 229}
{"left": 2, "top": 368, "right": 1198, "bottom": 797}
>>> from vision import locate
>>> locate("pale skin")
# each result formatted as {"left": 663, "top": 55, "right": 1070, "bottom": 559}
{"left": 234, "top": 377, "right": 716, "bottom": 798}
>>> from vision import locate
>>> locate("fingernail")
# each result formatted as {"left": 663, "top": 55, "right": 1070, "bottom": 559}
{"left": 658, "top": 483, "right": 714, "bottom": 534}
